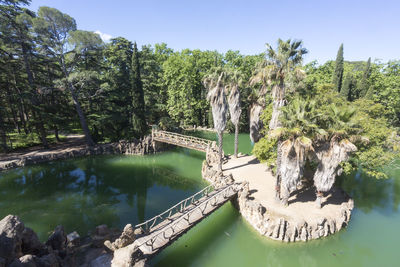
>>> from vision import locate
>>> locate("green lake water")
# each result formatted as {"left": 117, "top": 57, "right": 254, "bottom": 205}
{"left": 0, "top": 132, "right": 398, "bottom": 266}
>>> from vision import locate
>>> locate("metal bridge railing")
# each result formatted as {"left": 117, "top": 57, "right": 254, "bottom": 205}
{"left": 152, "top": 129, "right": 213, "bottom": 149}
{"left": 135, "top": 184, "right": 237, "bottom": 250}
{"left": 135, "top": 183, "right": 215, "bottom": 234}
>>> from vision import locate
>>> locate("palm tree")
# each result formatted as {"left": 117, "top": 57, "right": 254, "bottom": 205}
{"left": 312, "top": 105, "right": 358, "bottom": 208}
{"left": 204, "top": 70, "right": 228, "bottom": 172}
{"left": 226, "top": 70, "right": 243, "bottom": 158}
{"left": 251, "top": 39, "right": 307, "bottom": 201}
{"left": 248, "top": 62, "right": 271, "bottom": 143}
{"left": 272, "top": 98, "right": 320, "bottom": 205}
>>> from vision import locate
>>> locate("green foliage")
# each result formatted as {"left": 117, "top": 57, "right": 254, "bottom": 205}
{"left": 131, "top": 42, "right": 147, "bottom": 138}
{"left": 163, "top": 49, "right": 223, "bottom": 126}
{"left": 158, "top": 117, "right": 179, "bottom": 131}
{"left": 332, "top": 44, "right": 344, "bottom": 92}
{"left": 341, "top": 72, "right": 356, "bottom": 101}
{"left": 252, "top": 137, "right": 277, "bottom": 172}
{"left": 357, "top": 57, "right": 371, "bottom": 97}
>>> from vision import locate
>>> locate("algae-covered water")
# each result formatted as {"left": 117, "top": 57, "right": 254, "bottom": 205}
{"left": 0, "top": 132, "right": 398, "bottom": 266}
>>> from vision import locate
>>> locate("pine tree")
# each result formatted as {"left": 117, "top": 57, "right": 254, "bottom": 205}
{"left": 131, "top": 42, "right": 147, "bottom": 138}
{"left": 332, "top": 44, "right": 344, "bottom": 92}
{"left": 358, "top": 57, "right": 371, "bottom": 97}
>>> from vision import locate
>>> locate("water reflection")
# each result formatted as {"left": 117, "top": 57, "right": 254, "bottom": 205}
{"left": 0, "top": 152, "right": 205, "bottom": 240}
{"left": 337, "top": 164, "right": 400, "bottom": 214}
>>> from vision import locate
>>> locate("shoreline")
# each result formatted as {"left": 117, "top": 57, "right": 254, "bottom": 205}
{"left": 0, "top": 136, "right": 167, "bottom": 172}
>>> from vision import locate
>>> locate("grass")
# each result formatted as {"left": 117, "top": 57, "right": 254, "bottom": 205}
{"left": 6, "top": 131, "right": 67, "bottom": 151}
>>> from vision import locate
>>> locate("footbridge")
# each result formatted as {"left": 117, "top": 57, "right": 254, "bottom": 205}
{"left": 112, "top": 182, "right": 241, "bottom": 266}
{"left": 152, "top": 129, "right": 213, "bottom": 152}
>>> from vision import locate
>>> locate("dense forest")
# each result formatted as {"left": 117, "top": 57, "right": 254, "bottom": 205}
{"left": 0, "top": 1, "right": 399, "bottom": 181}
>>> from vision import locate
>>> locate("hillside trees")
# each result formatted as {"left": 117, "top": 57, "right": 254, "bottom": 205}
{"left": 163, "top": 49, "right": 223, "bottom": 126}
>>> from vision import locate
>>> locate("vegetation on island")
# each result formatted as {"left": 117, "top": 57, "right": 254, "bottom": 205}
{"left": 1, "top": 1, "right": 399, "bottom": 207}
{"left": 252, "top": 42, "right": 399, "bottom": 207}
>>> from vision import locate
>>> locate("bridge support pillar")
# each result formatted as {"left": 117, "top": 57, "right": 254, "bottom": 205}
{"left": 111, "top": 244, "right": 145, "bottom": 267}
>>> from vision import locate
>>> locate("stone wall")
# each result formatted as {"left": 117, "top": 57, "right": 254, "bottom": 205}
{"left": 201, "top": 150, "right": 354, "bottom": 242}
{"left": 234, "top": 184, "right": 353, "bottom": 242}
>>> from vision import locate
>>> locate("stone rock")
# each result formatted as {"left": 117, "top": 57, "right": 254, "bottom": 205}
{"left": 89, "top": 253, "right": 112, "bottom": 267}
{"left": 9, "top": 255, "right": 37, "bottom": 267}
{"left": 95, "top": 225, "right": 110, "bottom": 237}
{"left": 0, "top": 257, "right": 5, "bottom": 267}
{"left": 92, "top": 225, "right": 112, "bottom": 248}
{"left": 109, "top": 224, "right": 136, "bottom": 250}
{"left": 66, "top": 231, "right": 80, "bottom": 247}
{"left": 37, "top": 253, "right": 59, "bottom": 267}
{"left": 22, "top": 228, "right": 44, "bottom": 255}
{"left": 46, "top": 226, "right": 66, "bottom": 251}
{"left": 0, "top": 215, "right": 25, "bottom": 263}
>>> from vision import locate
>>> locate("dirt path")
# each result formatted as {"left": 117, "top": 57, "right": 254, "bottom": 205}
{"left": 0, "top": 134, "right": 86, "bottom": 166}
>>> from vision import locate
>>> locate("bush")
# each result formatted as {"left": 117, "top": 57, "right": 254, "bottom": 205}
{"left": 252, "top": 137, "right": 277, "bottom": 173}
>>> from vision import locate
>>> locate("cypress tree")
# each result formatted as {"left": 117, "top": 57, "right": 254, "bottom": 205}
{"left": 358, "top": 57, "right": 371, "bottom": 97}
{"left": 341, "top": 72, "right": 353, "bottom": 101}
{"left": 332, "top": 44, "right": 344, "bottom": 92}
{"left": 131, "top": 42, "right": 147, "bottom": 138}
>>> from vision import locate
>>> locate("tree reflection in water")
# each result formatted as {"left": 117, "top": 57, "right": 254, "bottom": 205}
{"left": 0, "top": 152, "right": 205, "bottom": 241}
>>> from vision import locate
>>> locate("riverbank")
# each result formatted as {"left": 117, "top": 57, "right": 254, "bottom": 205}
{"left": 202, "top": 153, "right": 354, "bottom": 242}
{"left": 0, "top": 135, "right": 157, "bottom": 172}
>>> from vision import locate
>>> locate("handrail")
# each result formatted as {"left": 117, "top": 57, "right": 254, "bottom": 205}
{"left": 135, "top": 183, "right": 215, "bottom": 233}
{"left": 135, "top": 184, "right": 237, "bottom": 249}
{"left": 152, "top": 130, "right": 213, "bottom": 146}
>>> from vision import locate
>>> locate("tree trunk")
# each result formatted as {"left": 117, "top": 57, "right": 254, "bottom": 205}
{"left": 234, "top": 123, "right": 239, "bottom": 158}
{"left": 20, "top": 44, "right": 49, "bottom": 148}
{"left": 269, "top": 83, "right": 285, "bottom": 130}
{"left": 313, "top": 137, "right": 357, "bottom": 208}
{"left": 218, "top": 131, "right": 223, "bottom": 172}
{"left": 249, "top": 103, "right": 263, "bottom": 143}
{"left": 275, "top": 140, "right": 282, "bottom": 201}
{"left": 54, "top": 127, "right": 60, "bottom": 142}
{"left": 60, "top": 58, "right": 94, "bottom": 147}
{"left": 0, "top": 112, "right": 8, "bottom": 152}
{"left": 270, "top": 81, "right": 285, "bottom": 202}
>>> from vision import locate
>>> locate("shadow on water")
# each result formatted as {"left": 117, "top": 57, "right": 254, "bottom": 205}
{"left": 0, "top": 153, "right": 206, "bottom": 241}
{"left": 336, "top": 162, "right": 400, "bottom": 214}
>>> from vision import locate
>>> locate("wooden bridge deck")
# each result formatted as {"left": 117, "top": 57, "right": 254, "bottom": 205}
{"left": 113, "top": 183, "right": 240, "bottom": 265}
{"left": 152, "top": 130, "right": 213, "bottom": 152}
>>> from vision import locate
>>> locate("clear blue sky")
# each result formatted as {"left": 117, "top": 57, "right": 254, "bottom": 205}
{"left": 29, "top": 0, "right": 399, "bottom": 64}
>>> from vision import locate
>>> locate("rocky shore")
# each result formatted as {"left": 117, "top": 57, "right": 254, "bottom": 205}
{"left": 0, "top": 215, "right": 125, "bottom": 267}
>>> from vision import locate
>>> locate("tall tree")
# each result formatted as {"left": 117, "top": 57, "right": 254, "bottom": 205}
{"left": 250, "top": 39, "right": 307, "bottom": 202}
{"left": 102, "top": 37, "right": 133, "bottom": 140}
{"left": 205, "top": 71, "right": 228, "bottom": 172}
{"left": 332, "top": 44, "right": 344, "bottom": 92}
{"left": 341, "top": 72, "right": 355, "bottom": 101}
{"left": 358, "top": 57, "right": 371, "bottom": 97}
{"left": 226, "top": 70, "right": 242, "bottom": 158}
{"left": 0, "top": 0, "right": 49, "bottom": 147}
{"left": 131, "top": 42, "right": 147, "bottom": 138}
{"left": 33, "top": 6, "right": 94, "bottom": 146}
